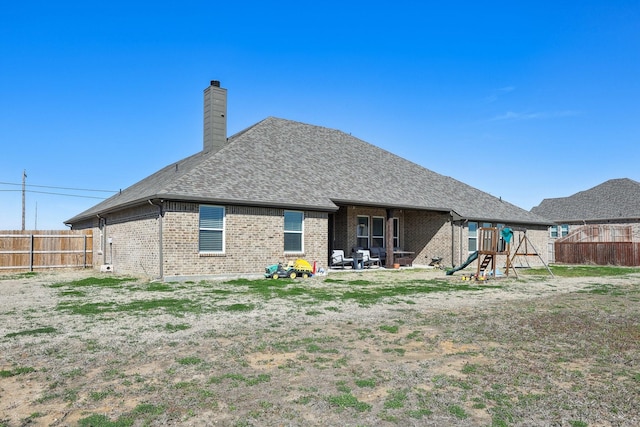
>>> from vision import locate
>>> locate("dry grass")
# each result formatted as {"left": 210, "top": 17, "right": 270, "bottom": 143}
{"left": 1, "top": 268, "right": 639, "bottom": 426}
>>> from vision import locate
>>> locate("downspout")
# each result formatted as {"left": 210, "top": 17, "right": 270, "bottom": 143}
{"left": 450, "top": 214, "right": 455, "bottom": 267}
{"left": 97, "top": 214, "right": 105, "bottom": 265}
{"left": 149, "top": 200, "right": 164, "bottom": 280}
{"left": 460, "top": 219, "right": 467, "bottom": 267}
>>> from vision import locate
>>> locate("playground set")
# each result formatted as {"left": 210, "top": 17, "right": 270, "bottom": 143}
{"left": 446, "top": 227, "right": 553, "bottom": 280}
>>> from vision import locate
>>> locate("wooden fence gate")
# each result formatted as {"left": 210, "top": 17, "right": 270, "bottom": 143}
{"left": 0, "top": 230, "right": 93, "bottom": 271}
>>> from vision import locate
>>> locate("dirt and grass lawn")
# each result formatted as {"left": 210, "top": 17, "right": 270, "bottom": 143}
{"left": 1, "top": 266, "right": 639, "bottom": 426}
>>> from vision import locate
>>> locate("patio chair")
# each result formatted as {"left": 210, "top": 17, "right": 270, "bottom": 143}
{"left": 358, "top": 249, "right": 381, "bottom": 268}
{"left": 369, "top": 247, "right": 387, "bottom": 266}
{"left": 330, "top": 249, "right": 354, "bottom": 269}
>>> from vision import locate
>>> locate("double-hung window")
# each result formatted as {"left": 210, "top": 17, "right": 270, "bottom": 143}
{"left": 392, "top": 218, "right": 399, "bottom": 248}
{"left": 199, "top": 205, "right": 225, "bottom": 252}
{"left": 550, "top": 224, "right": 569, "bottom": 239}
{"left": 284, "top": 210, "right": 304, "bottom": 253}
{"left": 372, "top": 217, "right": 385, "bottom": 248}
{"left": 356, "top": 216, "right": 369, "bottom": 248}
{"left": 468, "top": 222, "right": 478, "bottom": 252}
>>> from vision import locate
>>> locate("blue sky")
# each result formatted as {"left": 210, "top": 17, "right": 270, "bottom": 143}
{"left": 1, "top": 1, "right": 639, "bottom": 229}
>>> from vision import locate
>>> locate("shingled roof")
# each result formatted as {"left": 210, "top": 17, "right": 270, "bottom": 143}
{"left": 531, "top": 178, "right": 640, "bottom": 222}
{"left": 66, "top": 117, "right": 549, "bottom": 225}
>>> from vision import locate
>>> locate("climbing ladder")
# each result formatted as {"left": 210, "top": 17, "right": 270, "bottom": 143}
{"left": 477, "top": 254, "right": 494, "bottom": 277}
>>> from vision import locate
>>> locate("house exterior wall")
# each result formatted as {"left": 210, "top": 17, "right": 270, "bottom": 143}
{"left": 333, "top": 208, "right": 552, "bottom": 270}
{"left": 96, "top": 204, "right": 161, "bottom": 277}
{"left": 161, "top": 203, "right": 328, "bottom": 278}
{"left": 71, "top": 200, "right": 550, "bottom": 278}
{"left": 332, "top": 207, "right": 452, "bottom": 266}
{"left": 338, "top": 206, "right": 411, "bottom": 252}
{"left": 332, "top": 206, "right": 350, "bottom": 256}
{"left": 71, "top": 202, "right": 328, "bottom": 279}
{"left": 68, "top": 205, "right": 161, "bottom": 275}
{"left": 403, "top": 210, "right": 451, "bottom": 266}
{"left": 345, "top": 206, "right": 388, "bottom": 251}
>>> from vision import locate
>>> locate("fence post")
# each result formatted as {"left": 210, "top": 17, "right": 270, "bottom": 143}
{"left": 30, "top": 234, "right": 34, "bottom": 272}
{"left": 83, "top": 234, "right": 87, "bottom": 268}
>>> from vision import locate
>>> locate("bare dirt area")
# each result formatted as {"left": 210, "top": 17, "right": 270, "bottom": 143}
{"left": 1, "top": 268, "right": 639, "bottom": 426}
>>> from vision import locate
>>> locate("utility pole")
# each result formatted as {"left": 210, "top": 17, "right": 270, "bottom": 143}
{"left": 22, "top": 169, "right": 27, "bottom": 231}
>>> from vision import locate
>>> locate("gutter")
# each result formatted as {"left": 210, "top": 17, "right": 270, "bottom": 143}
{"left": 148, "top": 199, "right": 164, "bottom": 280}
{"left": 68, "top": 195, "right": 339, "bottom": 224}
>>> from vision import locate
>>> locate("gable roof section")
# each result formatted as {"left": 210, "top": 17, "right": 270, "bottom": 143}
{"left": 531, "top": 178, "right": 640, "bottom": 222}
{"left": 67, "top": 117, "right": 549, "bottom": 225}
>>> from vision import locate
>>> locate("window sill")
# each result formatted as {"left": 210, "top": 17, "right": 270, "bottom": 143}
{"left": 199, "top": 252, "right": 225, "bottom": 257}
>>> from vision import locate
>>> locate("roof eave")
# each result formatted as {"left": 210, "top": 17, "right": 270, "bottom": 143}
{"left": 330, "top": 199, "right": 452, "bottom": 213}
{"left": 65, "top": 194, "right": 339, "bottom": 224}
{"left": 549, "top": 216, "right": 640, "bottom": 223}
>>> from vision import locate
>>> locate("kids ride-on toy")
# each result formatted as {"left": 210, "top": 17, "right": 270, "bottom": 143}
{"left": 264, "top": 259, "right": 314, "bottom": 279}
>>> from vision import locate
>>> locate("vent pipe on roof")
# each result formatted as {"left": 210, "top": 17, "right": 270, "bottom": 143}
{"left": 203, "top": 80, "right": 227, "bottom": 153}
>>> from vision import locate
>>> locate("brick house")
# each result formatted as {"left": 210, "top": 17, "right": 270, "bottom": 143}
{"left": 65, "top": 81, "right": 551, "bottom": 280}
{"left": 531, "top": 178, "right": 640, "bottom": 263}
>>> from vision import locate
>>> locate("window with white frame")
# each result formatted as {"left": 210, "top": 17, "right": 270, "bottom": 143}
{"left": 468, "top": 222, "right": 478, "bottom": 252}
{"left": 393, "top": 218, "right": 400, "bottom": 248}
{"left": 199, "top": 205, "right": 225, "bottom": 252}
{"left": 284, "top": 210, "right": 304, "bottom": 252}
{"left": 356, "top": 216, "right": 369, "bottom": 248}
{"left": 497, "top": 223, "right": 506, "bottom": 251}
{"left": 372, "top": 216, "right": 385, "bottom": 248}
{"left": 550, "top": 224, "right": 569, "bottom": 239}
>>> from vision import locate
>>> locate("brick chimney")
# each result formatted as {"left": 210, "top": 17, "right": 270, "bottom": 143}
{"left": 203, "top": 80, "right": 227, "bottom": 152}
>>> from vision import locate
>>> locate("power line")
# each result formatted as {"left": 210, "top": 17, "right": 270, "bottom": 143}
{"left": 27, "top": 190, "right": 110, "bottom": 199}
{"left": 0, "top": 181, "right": 117, "bottom": 193}
{"left": 0, "top": 189, "right": 109, "bottom": 199}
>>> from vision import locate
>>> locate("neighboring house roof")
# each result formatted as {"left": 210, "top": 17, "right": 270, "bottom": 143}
{"left": 66, "top": 117, "right": 549, "bottom": 225}
{"left": 531, "top": 178, "right": 640, "bottom": 222}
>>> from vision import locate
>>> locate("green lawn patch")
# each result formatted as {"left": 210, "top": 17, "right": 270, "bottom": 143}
{"left": 5, "top": 326, "right": 57, "bottom": 338}
{"left": 56, "top": 298, "right": 201, "bottom": 315}
{"left": 49, "top": 276, "right": 137, "bottom": 289}
{"left": 0, "top": 366, "right": 36, "bottom": 377}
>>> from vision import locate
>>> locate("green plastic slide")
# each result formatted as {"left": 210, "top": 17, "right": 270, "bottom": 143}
{"left": 445, "top": 251, "right": 478, "bottom": 275}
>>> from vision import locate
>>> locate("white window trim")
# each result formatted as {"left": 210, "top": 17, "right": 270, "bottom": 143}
{"left": 357, "top": 215, "right": 370, "bottom": 248}
{"left": 199, "top": 205, "right": 225, "bottom": 254}
{"left": 468, "top": 221, "right": 478, "bottom": 252}
{"left": 284, "top": 210, "right": 304, "bottom": 253}
{"left": 372, "top": 216, "right": 385, "bottom": 247}
{"left": 392, "top": 217, "right": 400, "bottom": 249}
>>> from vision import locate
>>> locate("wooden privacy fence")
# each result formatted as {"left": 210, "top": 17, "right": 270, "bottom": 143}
{"left": 0, "top": 230, "right": 92, "bottom": 271}
{"left": 559, "top": 224, "right": 632, "bottom": 243}
{"left": 554, "top": 241, "right": 640, "bottom": 266}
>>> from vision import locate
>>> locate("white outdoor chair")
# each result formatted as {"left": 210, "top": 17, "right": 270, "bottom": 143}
{"left": 330, "top": 250, "right": 354, "bottom": 269}
{"left": 358, "top": 249, "right": 381, "bottom": 268}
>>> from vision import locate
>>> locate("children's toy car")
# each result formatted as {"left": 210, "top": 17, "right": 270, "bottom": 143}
{"left": 264, "top": 263, "right": 295, "bottom": 279}
{"left": 264, "top": 259, "right": 313, "bottom": 279}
